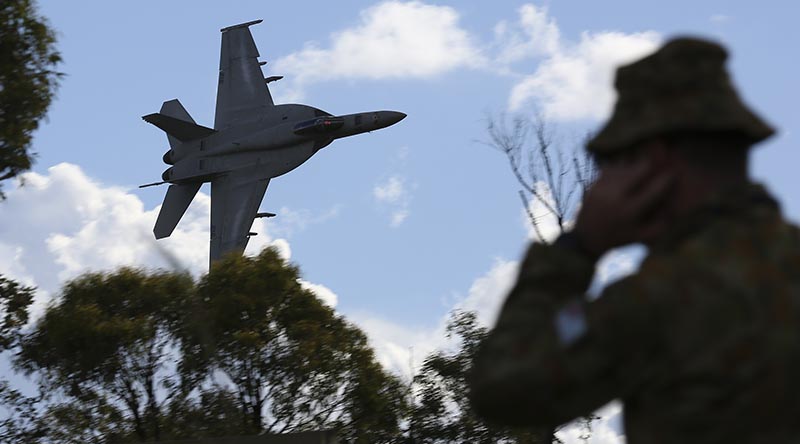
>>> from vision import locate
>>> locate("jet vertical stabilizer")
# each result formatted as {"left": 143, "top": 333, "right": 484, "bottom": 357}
{"left": 154, "top": 183, "right": 202, "bottom": 239}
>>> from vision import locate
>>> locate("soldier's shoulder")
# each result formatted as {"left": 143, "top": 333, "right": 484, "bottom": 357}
{"left": 656, "top": 207, "right": 800, "bottom": 264}
{"left": 629, "top": 211, "right": 800, "bottom": 305}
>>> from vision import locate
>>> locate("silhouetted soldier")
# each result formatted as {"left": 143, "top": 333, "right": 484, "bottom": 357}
{"left": 470, "top": 37, "right": 797, "bottom": 443}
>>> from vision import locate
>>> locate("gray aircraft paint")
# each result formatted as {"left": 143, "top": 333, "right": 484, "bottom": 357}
{"left": 142, "top": 20, "right": 405, "bottom": 266}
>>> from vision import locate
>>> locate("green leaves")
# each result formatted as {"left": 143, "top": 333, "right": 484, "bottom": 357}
{"left": 13, "top": 247, "right": 406, "bottom": 442}
{"left": 410, "top": 311, "right": 548, "bottom": 443}
{"left": 180, "top": 248, "right": 407, "bottom": 439}
{"left": 0, "top": 274, "right": 34, "bottom": 351}
{"left": 17, "top": 268, "right": 193, "bottom": 442}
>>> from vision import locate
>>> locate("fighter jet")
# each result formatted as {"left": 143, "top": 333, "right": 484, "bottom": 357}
{"left": 141, "top": 20, "right": 406, "bottom": 266}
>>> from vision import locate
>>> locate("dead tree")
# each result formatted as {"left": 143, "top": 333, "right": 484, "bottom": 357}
{"left": 485, "top": 112, "right": 595, "bottom": 243}
{"left": 484, "top": 112, "right": 598, "bottom": 443}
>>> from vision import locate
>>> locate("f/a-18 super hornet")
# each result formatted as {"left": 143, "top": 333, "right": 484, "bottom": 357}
{"left": 141, "top": 20, "right": 405, "bottom": 266}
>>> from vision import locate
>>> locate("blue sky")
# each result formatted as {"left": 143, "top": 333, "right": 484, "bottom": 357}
{"left": 2, "top": 1, "right": 798, "bottom": 441}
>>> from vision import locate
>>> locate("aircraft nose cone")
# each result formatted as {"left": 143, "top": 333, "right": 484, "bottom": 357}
{"left": 383, "top": 111, "right": 407, "bottom": 126}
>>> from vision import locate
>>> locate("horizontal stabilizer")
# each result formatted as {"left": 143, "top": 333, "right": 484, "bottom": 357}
{"left": 142, "top": 113, "right": 216, "bottom": 142}
{"left": 154, "top": 183, "right": 202, "bottom": 239}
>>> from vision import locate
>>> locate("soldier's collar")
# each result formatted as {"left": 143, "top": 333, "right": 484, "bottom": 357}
{"left": 650, "top": 182, "right": 779, "bottom": 252}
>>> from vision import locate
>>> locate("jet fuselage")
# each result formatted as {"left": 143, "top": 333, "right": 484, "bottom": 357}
{"left": 162, "top": 104, "right": 405, "bottom": 185}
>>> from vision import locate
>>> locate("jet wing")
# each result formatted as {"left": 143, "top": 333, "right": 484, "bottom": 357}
{"left": 209, "top": 165, "right": 271, "bottom": 265}
{"left": 214, "top": 20, "right": 274, "bottom": 130}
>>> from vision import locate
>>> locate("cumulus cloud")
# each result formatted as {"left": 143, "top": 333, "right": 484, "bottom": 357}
{"left": 348, "top": 313, "right": 445, "bottom": 380}
{"left": 500, "top": 4, "right": 660, "bottom": 120}
{"left": 373, "top": 175, "right": 412, "bottom": 227}
{"left": 271, "top": 0, "right": 484, "bottom": 100}
{"left": 453, "top": 258, "right": 519, "bottom": 327}
{"left": 348, "top": 257, "right": 518, "bottom": 379}
{"left": 269, "top": 2, "right": 658, "bottom": 121}
{"left": 352, "top": 253, "right": 631, "bottom": 442}
{"left": 299, "top": 280, "right": 338, "bottom": 308}
{"left": 0, "top": 164, "right": 336, "bottom": 314}
{"left": 494, "top": 4, "right": 561, "bottom": 64}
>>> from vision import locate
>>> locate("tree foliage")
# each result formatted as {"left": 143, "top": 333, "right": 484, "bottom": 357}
{"left": 15, "top": 248, "right": 407, "bottom": 443}
{"left": 0, "top": 276, "right": 37, "bottom": 444}
{"left": 178, "top": 248, "right": 407, "bottom": 442}
{"left": 410, "top": 311, "right": 547, "bottom": 443}
{"left": 0, "top": 275, "right": 34, "bottom": 352}
{"left": 0, "top": 0, "right": 62, "bottom": 196}
{"left": 18, "top": 269, "right": 193, "bottom": 443}
{"left": 0, "top": 379, "right": 43, "bottom": 444}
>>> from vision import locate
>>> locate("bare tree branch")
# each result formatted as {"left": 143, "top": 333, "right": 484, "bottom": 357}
{"left": 485, "top": 111, "right": 596, "bottom": 245}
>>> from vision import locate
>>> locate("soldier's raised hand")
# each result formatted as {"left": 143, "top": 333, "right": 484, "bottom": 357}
{"left": 573, "top": 155, "right": 674, "bottom": 257}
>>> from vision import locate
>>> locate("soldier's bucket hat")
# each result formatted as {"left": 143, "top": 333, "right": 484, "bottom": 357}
{"left": 587, "top": 37, "right": 775, "bottom": 154}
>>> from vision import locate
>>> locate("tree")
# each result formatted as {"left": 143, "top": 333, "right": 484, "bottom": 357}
{"left": 0, "top": 0, "right": 62, "bottom": 196}
{"left": 0, "top": 276, "right": 39, "bottom": 444}
{"left": 485, "top": 112, "right": 595, "bottom": 243}
{"left": 1, "top": 379, "right": 43, "bottom": 444}
{"left": 409, "top": 311, "right": 547, "bottom": 443}
{"left": 485, "top": 112, "right": 599, "bottom": 442}
{"left": 0, "top": 275, "right": 34, "bottom": 352}
{"left": 16, "top": 249, "right": 408, "bottom": 443}
{"left": 18, "top": 268, "right": 194, "bottom": 443}
{"left": 408, "top": 115, "right": 598, "bottom": 443}
{"left": 160, "top": 387, "right": 247, "bottom": 440}
{"left": 177, "top": 248, "right": 408, "bottom": 442}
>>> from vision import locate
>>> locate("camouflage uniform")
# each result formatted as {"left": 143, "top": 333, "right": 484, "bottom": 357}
{"left": 470, "top": 39, "right": 794, "bottom": 443}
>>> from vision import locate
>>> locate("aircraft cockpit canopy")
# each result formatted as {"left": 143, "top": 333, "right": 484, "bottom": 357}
{"left": 293, "top": 117, "right": 344, "bottom": 135}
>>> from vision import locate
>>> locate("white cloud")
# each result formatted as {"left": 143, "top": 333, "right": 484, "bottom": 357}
{"left": 352, "top": 250, "right": 633, "bottom": 442}
{"left": 269, "top": 2, "right": 658, "bottom": 121}
{"left": 454, "top": 258, "right": 519, "bottom": 327}
{"left": 269, "top": 205, "right": 341, "bottom": 238}
{"left": 373, "top": 175, "right": 412, "bottom": 227}
{"left": 349, "top": 257, "right": 518, "bottom": 379}
{"left": 500, "top": 4, "right": 660, "bottom": 120}
{"left": 373, "top": 176, "right": 406, "bottom": 203}
{"left": 495, "top": 4, "right": 561, "bottom": 64}
{"left": 349, "top": 313, "right": 445, "bottom": 380}
{"left": 557, "top": 401, "right": 625, "bottom": 444}
{"left": 0, "top": 164, "right": 295, "bottom": 316}
{"left": 299, "top": 280, "right": 338, "bottom": 308}
{"left": 271, "top": 0, "right": 484, "bottom": 100}
{"left": 524, "top": 181, "right": 570, "bottom": 243}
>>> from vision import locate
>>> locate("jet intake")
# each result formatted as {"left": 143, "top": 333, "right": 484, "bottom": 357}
{"left": 162, "top": 167, "right": 174, "bottom": 182}
{"left": 293, "top": 117, "right": 344, "bottom": 136}
{"left": 163, "top": 150, "right": 175, "bottom": 164}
